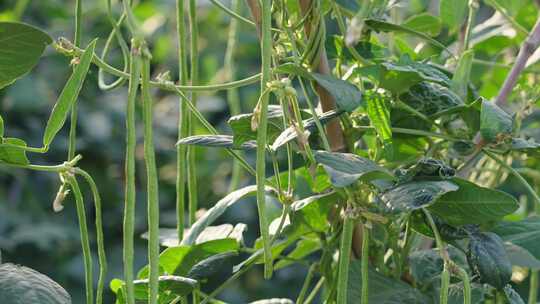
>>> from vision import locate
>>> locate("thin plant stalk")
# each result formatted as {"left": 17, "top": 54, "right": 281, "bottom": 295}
{"left": 66, "top": 175, "right": 94, "bottom": 304}
{"left": 337, "top": 208, "right": 354, "bottom": 304}
{"left": 256, "top": 0, "right": 274, "bottom": 279}
{"left": 361, "top": 223, "right": 369, "bottom": 303}
{"left": 141, "top": 54, "right": 160, "bottom": 304}
{"left": 68, "top": 0, "right": 83, "bottom": 160}
{"left": 176, "top": 0, "right": 189, "bottom": 243}
{"left": 424, "top": 209, "right": 451, "bottom": 304}
{"left": 187, "top": 0, "right": 199, "bottom": 226}
{"left": 123, "top": 45, "right": 142, "bottom": 304}
{"left": 75, "top": 168, "right": 108, "bottom": 304}
{"left": 296, "top": 264, "right": 317, "bottom": 304}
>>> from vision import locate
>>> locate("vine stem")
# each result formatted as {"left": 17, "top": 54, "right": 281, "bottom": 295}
{"left": 176, "top": 0, "right": 189, "bottom": 243}
{"left": 361, "top": 223, "right": 369, "bottom": 303}
{"left": 296, "top": 264, "right": 317, "bottom": 304}
{"left": 122, "top": 42, "right": 142, "bottom": 304}
{"left": 461, "top": 0, "right": 478, "bottom": 53}
{"left": 66, "top": 174, "right": 94, "bottom": 304}
{"left": 423, "top": 209, "right": 450, "bottom": 304}
{"left": 337, "top": 208, "right": 354, "bottom": 304}
{"left": 68, "top": 0, "right": 83, "bottom": 161}
{"left": 187, "top": 0, "right": 199, "bottom": 226}
{"left": 304, "top": 277, "right": 325, "bottom": 304}
{"left": 75, "top": 168, "right": 107, "bottom": 304}
{"left": 142, "top": 53, "right": 160, "bottom": 304}
{"left": 256, "top": 0, "right": 273, "bottom": 279}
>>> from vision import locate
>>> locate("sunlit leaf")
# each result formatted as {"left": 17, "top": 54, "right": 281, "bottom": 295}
{"left": 176, "top": 135, "right": 257, "bottom": 150}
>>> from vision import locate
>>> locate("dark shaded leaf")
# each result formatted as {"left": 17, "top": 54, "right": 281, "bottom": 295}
{"left": 311, "top": 73, "right": 363, "bottom": 112}
{"left": 0, "top": 22, "right": 52, "bottom": 89}
{"left": 43, "top": 39, "right": 97, "bottom": 147}
{"left": 133, "top": 276, "right": 198, "bottom": 298}
{"left": 177, "top": 135, "right": 257, "bottom": 150}
{"left": 492, "top": 217, "right": 540, "bottom": 260}
{"left": 274, "top": 238, "right": 320, "bottom": 270}
{"left": 503, "top": 284, "right": 525, "bottom": 304}
{"left": 314, "top": 150, "right": 394, "bottom": 187}
{"left": 467, "top": 232, "right": 512, "bottom": 289}
{"left": 381, "top": 181, "right": 458, "bottom": 212}
{"left": 187, "top": 251, "right": 237, "bottom": 280}
{"left": 504, "top": 243, "right": 540, "bottom": 269}
{"left": 399, "top": 82, "right": 464, "bottom": 117}
{"left": 480, "top": 100, "right": 513, "bottom": 143}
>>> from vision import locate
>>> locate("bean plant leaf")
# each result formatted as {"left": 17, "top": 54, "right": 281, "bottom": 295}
{"left": 0, "top": 263, "right": 72, "bottom": 304}
{"left": 503, "top": 285, "right": 525, "bottom": 304}
{"left": 0, "top": 22, "right": 53, "bottom": 89}
{"left": 402, "top": 13, "right": 442, "bottom": 37}
{"left": 480, "top": 100, "right": 513, "bottom": 143}
{"left": 492, "top": 217, "right": 540, "bottom": 260}
{"left": 133, "top": 276, "right": 198, "bottom": 298}
{"left": 366, "top": 92, "right": 392, "bottom": 148}
{"left": 0, "top": 115, "right": 4, "bottom": 138}
{"left": 467, "top": 232, "right": 512, "bottom": 289}
{"left": 428, "top": 178, "right": 519, "bottom": 226}
{"left": 440, "top": 0, "right": 468, "bottom": 29}
{"left": 504, "top": 243, "right": 540, "bottom": 269}
{"left": 451, "top": 50, "right": 474, "bottom": 100}
{"left": 291, "top": 192, "right": 341, "bottom": 232}
{"left": 380, "top": 181, "right": 459, "bottom": 213}
{"left": 142, "top": 223, "right": 247, "bottom": 247}
{"left": 399, "top": 82, "right": 464, "bottom": 117}
{"left": 43, "top": 39, "right": 97, "bottom": 147}
{"left": 228, "top": 105, "right": 286, "bottom": 146}
{"left": 0, "top": 138, "right": 29, "bottom": 165}
{"left": 314, "top": 150, "right": 394, "bottom": 187}
{"left": 274, "top": 238, "right": 320, "bottom": 270}
{"left": 176, "top": 135, "right": 257, "bottom": 150}
{"left": 347, "top": 260, "right": 430, "bottom": 303}
{"left": 187, "top": 251, "right": 237, "bottom": 280}
{"left": 311, "top": 73, "right": 363, "bottom": 112}
{"left": 250, "top": 299, "right": 294, "bottom": 304}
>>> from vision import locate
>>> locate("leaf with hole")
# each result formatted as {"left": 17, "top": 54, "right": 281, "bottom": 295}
{"left": 0, "top": 22, "right": 52, "bottom": 89}
{"left": 43, "top": 39, "right": 97, "bottom": 147}
{"left": 314, "top": 150, "right": 394, "bottom": 187}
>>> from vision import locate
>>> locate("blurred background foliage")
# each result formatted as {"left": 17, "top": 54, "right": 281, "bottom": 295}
{"left": 0, "top": 0, "right": 539, "bottom": 303}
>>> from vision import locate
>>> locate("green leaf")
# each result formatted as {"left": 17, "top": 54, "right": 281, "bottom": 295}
{"left": 347, "top": 260, "right": 430, "bottom": 303}
{"left": 274, "top": 238, "right": 320, "bottom": 270}
{"left": 503, "top": 285, "right": 525, "bottom": 304}
{"left": 334, "top": 0, "right": 359, "bottom": 12}
{"left": 142, "top": 223, "right": 246, "bottom": 247}
{"left": 43, "top": 39, "right": 97, "bottom": 147}
{"left": 428, "top": 178, "right": 519, "bottom": 226}
{"left": 311, "top": 73, "right": 363, "bottom": 112}
{"left": 228, "top": 105, "right": 286, "bottom": 147}
{"left": 402, "top": 14, "right": 442, "bottom": 37}
{"left": 187, "top": 251, "right": 237, "bottom": 280}
{"left": 366, "top": 92, "right": 392, "bottom": 148}
{"left": 409, "top": 248, "right": 467, "bottom": 286}
{"left": 176, "top": 135, "right": 257, "bottom": 150}
{"left": 0, "top": 138, "right": 29, "bottom": 165}
{"left": 0, "top": 263, "right": 72, "bottom": 304}
{"left": 480, "top": 100, "right": 513, "bottom": 143}
{"left": 365, "top": 19, "right": 449, "bottom": 53}
{"left": 451, "top": 50, "right": 474, "bottom": 100}
{"left": 159, "top": 239, "right": 240, "bottom": 276}
{"left": 400, "top": 82, "right": 464, "bottom": 117}
{"left": 492, "top": 217, "right": 540, "bottom": 260}
{"left": 511, "top": 137, "right": 540, "bottom": 154}
{"left": 467, "top": 232, "right": 512, "bottom": 289}
{"left": 270, "top": 110, "right": 343, "bottom": 151}
{"left": 0, "top": 22, "right": 52, "bottom": 89}
{"left": 447, "top": 283, "right": 487, "bottom": 304}
{"left": 314, "top": 150, "right": 394, "bottom": 187}
{"left": 504, "top": 243, "right": 540, "bottom": 269}
{"left": 133, "top": 276, "right": 198, "bottom": 298}
{"left": 250, "top": 299, "right": 294, "bottom": 304}
{"left": 381, "top": 181, "right": 459, "bottom": 213}
{"left": 0, "top": 115, "right": 4, "bottom": 138}
{"left": 181, "top": 185, "right": 271, "bottom": 245}
{"left": 291, "top": 192, "right": 341, "bottom": 232}
{"left": 440, "top": 0, "right": 468, "bottom": 29}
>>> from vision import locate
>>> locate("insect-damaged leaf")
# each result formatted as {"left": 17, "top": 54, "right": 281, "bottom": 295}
{"left": 380, "top": 181, "right": 458, "bottom": 213}
{"left": 480, "top": 100, "right": 513, "bottom": 143}
{"left": 492, "top": 217, "right": 540, "bottom": 261}
{"left": 467, "top": 232, "right": 512, "bottom": 289}
{"left": 399, "top": 82, "right": 464, "bottom": 117}
{"left": 0, "top": 22, "right": 53, "bottom": 89}
{"left": 314, "top": 150, "right": 394, "bottom": 187}
{"left": 43, "top": 39, "right": 97, "bottom": 147}
{"left": 428, "top": 178, "right": 519, "bottom": 226}
{"left": 0, "top": 138, "right": 29, "bottom": 165}
{"left": 177, "top": 135, "right": 257, "bottom": 150}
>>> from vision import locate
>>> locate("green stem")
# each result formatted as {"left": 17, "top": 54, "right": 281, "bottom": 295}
{"left": 423, "top": 209, "right": 450, "bottom": 304}
{"left": 304, "top": 277, "right": 325, "bottom": 304}
{"left": 66, "top": 175, "right": 94, "bottom": 304}
{"left": 257, "top": 0, "right": 273, "bottom": 279}
{"left": 75, "top": 168, "right": 107, "bottom": 304}
{"left": 176, "top": 0, "right": 189, "bottom": 244}
{"left": 337, "top": 210, "right": 354, "bottom": 304}
{"left": 187, "top": 0, "right": 199, "bottom": 226}
{"left": 123, "top": 45, "right": 142, "bottom": 304}
{"left": 361, "top": 223, "right": 369, "bottom": 304}
{"left": 456, "top": 266, "right": 472, "bottom": 304}
{"left": 462, "top": 0, "right": 478, "bottom": 53}
{"left": 530, "top": 272, "right": 539, "bottom": 304}
{"left": 224, "top": 0, "right": 243, "bottom": 191}
{"left": 68, "top": 0, "right": 83, "bottom": 161}
{"left": 142, "top": 54, "right": 160, "bottom": 304}
{"left": 296, "top": 264, "right": 317, "bottom": 304}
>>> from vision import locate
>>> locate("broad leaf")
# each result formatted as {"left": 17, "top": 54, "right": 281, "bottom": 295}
{"left": 0, "top": 22, "right": 52, "bottom": 89}
{"left": 451, "top": 50, "right": 474, "bottom": 101}
{"left": 311, "top": 73, "right": 363, "bottom": 112}
{"left": 402, "top": 14, "right": 442, "bottom": 37}
{"left": 467, "top": 232, "right": 512, "bottom": 289}
{"left": 492, "top": 217, "right": 540, "bottom": 260}
{"left": 291, "top": 192, "right": 341, "bottom": 232}
{"left": 274, "top": 238, "right": 320, "bottom": 270}
{"left": 0, "top": 138, "right": 29, "bottom": 165}
{"left": 43, "top": 39, "right": 97, "bottom": 147}
{"left": 176, "top": 135, "right": 257, "bottom": 150}
{"left": 250, "top": 299, "right": 294, "bottom": 304}
{"left": 504, "top": 243, "right": 540, "bottom": 269}
{"left": 347, "top": 260, "right": 430, "bottom": 303}
{"left": 480, "top": 100, "right": 513, "bottom": 143}
{"left": 409, "top": 248, "right": 467, "bottom": 286}
{"left": 187, "top": 251, "right": 237, "bottom": 280}
{"left": 440, "top": 0, "right": 468, "bottom": 29}
{"left": 428, "top": 178, "right": 519, "bottom": 226}
{"left": 142, "top": 223, "right": 247, "bottom": 247}
{"left": 314, "top": 150, "right": 394, "bottom": 187}
{"left": 228, "top": 105, "right": 286, "bottom": 147}
{"left": 381, "top": 181, "right": 458, "bottom": 212}
{"left": 503, "top": 285, "right": 525, "bottom": 304}
{"left": 399, "top": 82, "right": 463, "bottom": 117}
{"left": 133, "top": 276, "right": 198, "bottom": 298}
